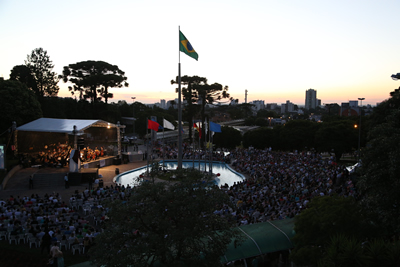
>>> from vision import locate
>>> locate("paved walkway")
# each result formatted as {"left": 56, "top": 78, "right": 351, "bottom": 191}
{"left": 0, "top": 160, "right": 148, "bottom": 204}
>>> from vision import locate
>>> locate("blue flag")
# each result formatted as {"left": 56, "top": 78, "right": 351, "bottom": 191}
{"left": 210, "top": 122, "right": 221, "bottom": 133}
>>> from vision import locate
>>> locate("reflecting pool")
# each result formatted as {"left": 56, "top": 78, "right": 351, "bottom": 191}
{"left": 114, "top": 160, "right": 245, "bottom": 187}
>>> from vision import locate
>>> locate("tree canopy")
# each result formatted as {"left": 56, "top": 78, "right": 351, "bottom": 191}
{"left": 60, "top": 60, "right": 128, "bottom": 103}
{"left": 358, "top": 108, "right": 400, "bottom": 234}
{"left": 24, "top": 47, "right": 60, "bottom": 98}
{"left": 0, "top": 79, "right": 42, "bottom": 134}
{"left": 291, "top": 195, "right": 378, "bottom": 266}
{"left": 89, "top": 168, "right": 240, "bottom": 267}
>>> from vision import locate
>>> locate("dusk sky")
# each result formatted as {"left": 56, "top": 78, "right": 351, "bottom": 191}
{"left": 1, "top": 0, "right": 400, "bottom": 106}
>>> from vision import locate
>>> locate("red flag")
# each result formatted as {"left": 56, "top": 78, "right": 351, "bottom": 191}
{"left": 148, "top": 120, "right": 160, "bottom": 132}
{"left": 193, "top": 122, "right": 202, "bottom": 138}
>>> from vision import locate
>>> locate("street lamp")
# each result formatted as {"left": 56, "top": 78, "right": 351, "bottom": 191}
{"left": 357, "top": 97, "right": 365, "bottom": 162}
{"left": 131, "top": 97, "right": 136, "bottom": 138}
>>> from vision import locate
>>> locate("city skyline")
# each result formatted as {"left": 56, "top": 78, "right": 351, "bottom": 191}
{"left": 2, "top": 0, "right": 400, "bottom": 106}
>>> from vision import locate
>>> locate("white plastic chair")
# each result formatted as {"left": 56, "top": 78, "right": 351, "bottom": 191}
{"left": 59, "top": 239, "right": 68, "bottom": 250}
{"left": 9, "top": 235, "right": 18, "bottom": 245}
{"left": 0, "top": 231, "right": 7, "bottom": 240}
{"left": 71, "top": 244, "right": 82, "bottom": 254}
{"left": 28, "top": 236, "right": 39, "bottom": 248}
{"left": 17, "top": 233, "right": 25, "bottom": 244}
{"left": 82, "top": 205, "right": 91, "bottom": 215}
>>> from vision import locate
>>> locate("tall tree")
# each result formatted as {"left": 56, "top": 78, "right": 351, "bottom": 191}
{"left": 194, "top": 81, "right": 231, "bottom": 146}
{"left": 24, "top": 47, "right": 60, "bottom": 98}
{"left": 314, "top": 119, "right": 358, "bottom": 161}
{"left": 291, "top": 195, "right": 378, "bottom": 266}
{"left": 9, "top": 65, "right": 38, "bottom": 94}
{"left": 358, "top": 108, "right": 400, "bottom": 234}
{"left": 60, "top": 60, "right": 128, "bottom": 103}
{"left": 89, "top": 167, "right": 240, "bottom": 266}
{"left": 0, "top": 79, "right": 42, "bottom": 134}
{"left": 171, "top": 75, "right": 206, "bottom": 143}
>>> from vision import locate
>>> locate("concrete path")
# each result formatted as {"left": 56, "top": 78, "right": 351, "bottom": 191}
{"left": 0, "top": 160, "right": 148, "bottom": 204}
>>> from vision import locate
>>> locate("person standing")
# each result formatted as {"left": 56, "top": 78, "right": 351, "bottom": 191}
{"left": 29, "top": 175, "right": 34, "bottom": 189}
{"left": 41, "top": 231, "right": 52, "bottom": 255}
{"left": 64, "top": 173, "right": 69, "bottom": 189}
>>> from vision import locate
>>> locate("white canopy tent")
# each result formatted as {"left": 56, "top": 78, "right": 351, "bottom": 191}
{"left": 15, "top": 118, "right": 124, "bottom": 157}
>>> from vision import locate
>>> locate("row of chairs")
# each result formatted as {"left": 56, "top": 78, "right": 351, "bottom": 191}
{"left": 1, "top": 230, "right": 86, "bottom": 255}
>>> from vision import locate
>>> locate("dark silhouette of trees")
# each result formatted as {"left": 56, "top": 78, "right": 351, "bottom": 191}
{"left": 0, "top": 79, "right": 42, "bottom": 134}
{"left": 60, "top": 60, "right": 128, "bottom": 103}
{"left": 89, "top": 168, "right": 241, "bottom": 266}
{"left": 9, "top": 65, "right": 37, "bottom": 93}
{"left": 24, "top": 47, "right": 60, "bottom": 98}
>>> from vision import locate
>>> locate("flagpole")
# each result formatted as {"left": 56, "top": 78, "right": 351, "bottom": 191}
{"left": 162, "top": 118, "right": 165, "bottom": 170}
{"left": 192, "top": 118, "right": 195, "bottom": 169}
{"left": 146, "top": 118, "right": 149, "bottom": 177}
{"left": 178, "top": 26, "right": 183, "bottom": 170}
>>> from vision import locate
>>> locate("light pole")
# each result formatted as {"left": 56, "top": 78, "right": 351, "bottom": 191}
{"left": 131, "top": 97, "right": 136, "bottom": 138}
{"left": 357, "top": 97, "right": 365, "bottom": 162}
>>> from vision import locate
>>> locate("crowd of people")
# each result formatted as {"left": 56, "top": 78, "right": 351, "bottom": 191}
{"left": 1, "top": 144, "right": 359, "bottom": 265}
{"left": 219, "top": 148, "right": 355, "bottom": 226}
{"left": 0, "top": 191, "right": 104, "bottom": 266}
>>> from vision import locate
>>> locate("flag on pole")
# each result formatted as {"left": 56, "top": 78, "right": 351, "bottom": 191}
{"left": 179, "top": 31, "right": 198, "bottom": 61}
{"left": 210, "top": 121, "right": 222, "bottom": 133}
{"left": 148, "top": 119, "right": 160, "bottom": 132}
{"left": 163, "top": 119, "right": 175, "bottom": 130}
{"left": 193, "top": 122, "right": 202, "bottom": 138}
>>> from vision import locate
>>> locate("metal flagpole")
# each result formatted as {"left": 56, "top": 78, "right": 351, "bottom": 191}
{"left": 192, "top": 118, "right": 195, "bottom": 168}
{"left": 146, "top": 118, "right": 149, "bottom": 176}
{"left": 198, "top": 121, "right": 201, "bottom": 170}
{"left": 162, "top": 118, "right": 165, "bottom": 170}
{"left": 178, "top": 26, "right": 183, "bottom": 169}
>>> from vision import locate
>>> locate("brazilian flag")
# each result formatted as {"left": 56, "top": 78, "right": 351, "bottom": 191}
{"left": 179, "top": 31, "right": 198, "bottom": 61}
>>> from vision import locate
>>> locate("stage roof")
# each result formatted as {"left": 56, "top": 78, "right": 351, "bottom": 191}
{"left": 16, "top": 118, "right": 123, "bottom": 134}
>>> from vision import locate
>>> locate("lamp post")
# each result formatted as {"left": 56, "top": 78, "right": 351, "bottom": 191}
{"left": 131, "top": 97, "right": 136, "bottom": 138}
{"left": 357, "top": 97, "right": 365, "bottom": 162}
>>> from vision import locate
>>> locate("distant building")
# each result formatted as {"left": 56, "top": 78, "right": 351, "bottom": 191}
{"left": 281, "top": 100, "right": 295, "bottom": 114}
{"left": 160, "top": 99, "right": 166, "bottom": 109}
{"left": 339, "top": 101, "right": 360, "bottom": 116}
{"left": 305, "top": 89, "right": 318, "bottom": 110}
{"left": 266, "top": 103, "right": 278, "bottom": 110}
{"left": 250, "top": 100, "right": 265, "bottom": 111}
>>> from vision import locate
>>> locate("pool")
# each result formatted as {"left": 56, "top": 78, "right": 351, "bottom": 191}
{"left": 114, "top": 160, "right": 245, "bottom": 187}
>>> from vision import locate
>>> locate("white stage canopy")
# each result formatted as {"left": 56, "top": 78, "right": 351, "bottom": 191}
{"left": 16, "top": 118, "right": 122, "bottom": 134}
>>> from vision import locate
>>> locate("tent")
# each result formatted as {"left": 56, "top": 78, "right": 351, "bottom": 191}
{"left": 15, "top": 118, "right": 124, "bottom": 156}
{"left": 221, "top": 218, "right": 295, "bottom": 263}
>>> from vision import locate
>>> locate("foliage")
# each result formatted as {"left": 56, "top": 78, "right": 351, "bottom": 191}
{"left": 277, "top": 120, "right": 318, "bottom": 151}
{"left": 9, "top": 65, "right": 37, "bottom": 93}
{"left": 291, "top": 195, "right": 378, "bottom": 266}
{"left": 213, "top": 126, "right": 242, "bottom": 149}
{"left": 171, "top": 75, "right": 205, "bottom": 142}
{"left": 318, "top": 235, "right": 400, "bottom": 267}
{"left": 60, "top": 60, "right": 128, "bottom": 103}
{"left": 24, "top": 47, "right": 60, "bottom": 98}
{"left": 89, "top": 168, "right": 240, "bottom": 267}
{"left": 256, "top": 109, "right": 277, "bottom": 118}
{"left": 314, "top": 119, "right": 358, "bottom": 161}
{"left": 0, "top": 79, "right": 42, "bottom": 134}
{"left": 357, "top": 109, "right": 400, "bottom": 234}
{"left": 242, "top": 127, "right": 275, "bottom": 149}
